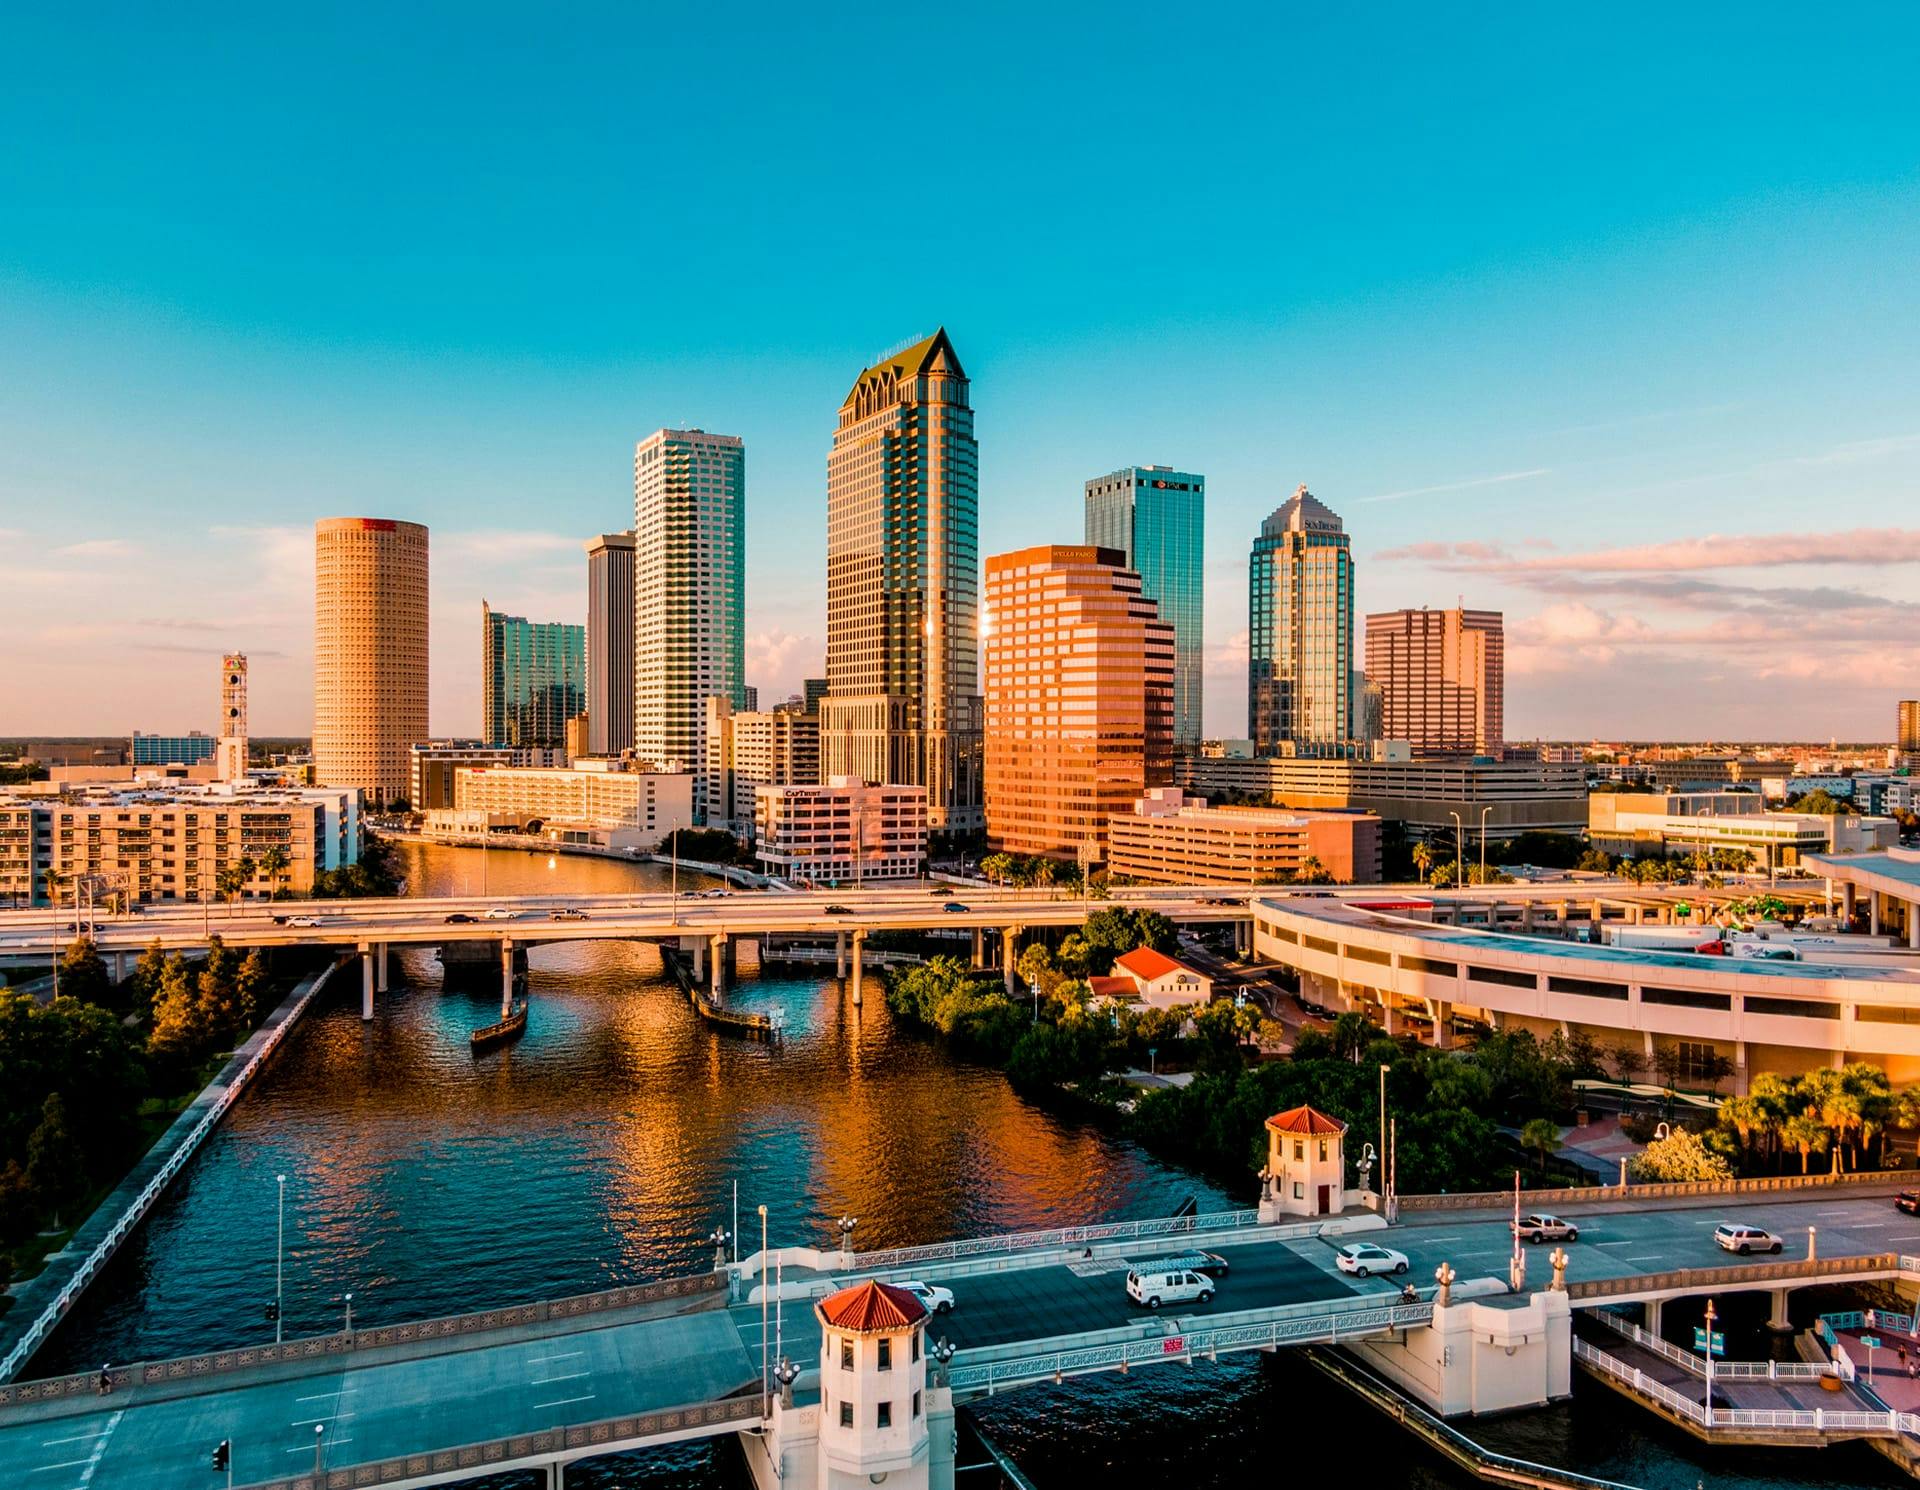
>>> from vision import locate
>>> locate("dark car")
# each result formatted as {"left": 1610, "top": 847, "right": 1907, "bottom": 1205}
{"left": 1898, "top": 1191, "right": 1920, "bottom": 1215}
{"left": 444, "top": 912, "right": 476, "bottom": 924}
{"left": 943, "top": 902, "right": 969, "bottom": 913}
{"left": 824, "top": 905, "right": 854, "bottom": 916}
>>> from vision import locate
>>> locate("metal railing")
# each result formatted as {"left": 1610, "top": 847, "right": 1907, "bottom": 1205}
{"left": 948, "top": 1299, "right": 1431, "bottom": 1393}
{"left": 0, "top": 962, "right": 340, "bottom": 1385}
{"left": 1400, "top": 1168, "right": 1911, "bottom": 1212}
{"left": 231, "top": 1394, "right": 763, "bottom": 1490}
{"left": 1567, "top": 1251, "right": 1902, "bottom": 1303}
{"left": 0, "top": 1270, "right": 724, "bottom": 1408}
{"left": 1592, "top": 1309, "right": 1832, "bottom": 1380}
{"left": 852, "top": 1208, "right": 1267, "bottom": 1272}
{"left": 1574, "top": 1338, "right": 1911, "bottom": 1436}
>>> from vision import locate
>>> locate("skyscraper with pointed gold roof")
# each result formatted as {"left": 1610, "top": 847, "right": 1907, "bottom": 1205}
{"left": 822, "top": 329, "right": 983, "bottom": 830}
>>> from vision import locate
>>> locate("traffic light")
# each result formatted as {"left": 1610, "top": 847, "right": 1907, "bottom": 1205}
{"left": 211, "top": 1440, "right": 230, "bottom": 1471}
{"left": 264, "top": 1301, "right": 279, "bottom": 1323}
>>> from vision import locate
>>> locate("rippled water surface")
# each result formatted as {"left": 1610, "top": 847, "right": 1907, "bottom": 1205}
{"left": 34, "top": 843, "right": 1909, "bottom": 1487}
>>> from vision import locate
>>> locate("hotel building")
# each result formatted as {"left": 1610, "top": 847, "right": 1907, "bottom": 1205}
{"left": 1365, "top": 608, "right": 1504, "bottom": 757}
{"left": 480, "top": 603, "right": 586, "bottom": 750}
{"left": 1085, "top": 466, "right": 1205, "bottom": 748}
{"left": 634, "top": 429, "right": 746, "bottom": 822}
{"left": 1107, "top": 787, "right": 1382, "bottom": 885}
{"left": 1249, "top": 487, "right": 1353, "bottom": 753}
{"left": 755, "top": 778, "right": 928, "bottom": 884}
{"left": 442, "top": 759, "right": 692, "bottom": 852}
{"left": 821, "top": 329, "right": 983, "bottom": 830}
{"left": 585, "top": 531, "right": 636, "bottom": 757}
{"left": 314, "top": 516, "right": 429, "bottom": 807}
{"left": 983, "top": 544, "right": 1174, "bottom": 861}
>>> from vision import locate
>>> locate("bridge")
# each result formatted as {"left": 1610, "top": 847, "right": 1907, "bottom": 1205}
{"left": 6, "top": 1177, "right": 1920, "bottom": 1490}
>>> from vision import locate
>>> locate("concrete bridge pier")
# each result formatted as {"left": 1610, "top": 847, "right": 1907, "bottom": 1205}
{"left": 500, "top": 939, "right": 516, "bottom": 1016}
{"left": 849, "top": 929, "right": 864, "bottom": 1006}
{"left": 111, "top": 950, "right": 130, "bottom": 983}
{"left": 359, "top": 942, "right": 375, "bottom": 1020}
{"left": 1644, "top": 1298, "right": 1663, "bottom": 1334}
{"left": 376, "top": 942, "right": 389, "bottom": 993}
{"left": 971, "top": 926, "right": 984, "bottom": 968}
{"left": 1002, "top": 925, "right": 1020, "bottom": 996}
{"left": 692, "top": 936, "right": 707, "bottom": 981}
{"left": 711, "top": 934, "right": 728, "bottom": 1001}
{"left": 835, "top": 930, "right": 846, "bottom": 978}
{"left": 545, "top": 1460, "right": 566, "bottom": 1489}
{"left": 1768, "top": 1286, "right": 1794, "bottom": 1332}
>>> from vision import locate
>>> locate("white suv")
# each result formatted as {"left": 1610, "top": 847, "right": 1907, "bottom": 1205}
{"left": 1713, "top": 1223, "right": 1783, "bottom": 1256}
{"left": 897, "top": 1281, "right": 954, "bottom": 1314}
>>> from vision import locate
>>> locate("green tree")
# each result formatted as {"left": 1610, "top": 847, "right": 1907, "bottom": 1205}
{"left": 24, "top": 1093, "right": 86, "bottom": 1228}
{"left": 1782, "top": 1111, "right": 1831, "bottom": 1174}
{"left": 148, "top": 953, "right": 212, "bottom": 1068}
{"left": 129, "top": 939, "right": 168, "bottom": 1022}
{"left": 260, "top": 845, "right": 291, "bottom": 899}
{"left": 1520, "top": 1117, "right": 1562, "bottom": 1177}
{"left": 56, "top": 936, "right": 112, "bottom": 1008}
{"left": 1629, "top": 1127, "right": 1733, "bottom": 1182}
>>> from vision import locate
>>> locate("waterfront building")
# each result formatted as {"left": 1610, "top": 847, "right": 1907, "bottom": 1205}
{"left": 217, "top": 654, "right": 249, "bottom": 781}
{"left": 1365, "top": 608, "right": 1504, "bottom": 757}
{"left": 703, "top": 696, "right": 821, "bottom": 839}
{"left": 1588, "top": 791, "right": 1898, "bottom": 871}
{"left": 481, "top": 603, "right": 586, "bottom": 750}
{"left": 983, "top": 545, "right": 1174, "bottom": 862}
{"left": 314, "top": 516, "right": 429, "bottom": 808}
{"left": 1107, "top": 787, "right": 1382, "bottom": 885}
{"left": 129, "top": 731, "right": 217, "bottom": 768}
{"left": 634, "top": 429, "right": 746, "bottom": 823}
{"left": 1901, "top": 700, "right": 1920, "bottom": 754}
{"left": 821, "top": 329, "right": 983, "bottom": 831}
{"left": 754, "top": 777, "right": 928, "bottom": 884}
{"left": 0, "top": 780, "right": 360, "bottom": 906}
{"left": 1084, "top": 465, "right": 1205, "bottom": 747}
{"left": 1176, "top": 752, "right": 1585, "bottom": 840}
{"left": 408, "top": 741, "right": 566, "bottom": 812}
{"left": 1087, "top": 946, "right": 1213, "bottom": 1012}
{"left": 585, "top": 531, "right": 636, "bottom": 756}
{"left": 1248, "top": 487, "right": 1353, "bottom": 753}
{"left": 442, "top": 758, "right": 692, "bottom": 852}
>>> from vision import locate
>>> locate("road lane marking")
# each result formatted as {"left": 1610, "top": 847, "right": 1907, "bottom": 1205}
{"left": 1624, "top": 1254, "right": 1667, "bottom": 1262}
{"left": 74, "top": 1409, "right": 119, "bottom": 1487}
{"left": 532, "top": 1394, "right": 596, "bottom": 1410}
{"left": 32, "top": 1461, "right": 96, "bottom": 1472}
{"left": 289, "top": 1413, "right": 355, "bottom": 1426}
{"left": 287, "top": 1438, "right": 352, "bottom": 1452}
{"left": 41, "top": 1432, "right": 110, "bottom": 1446}
{"left": 525, "top": 1350, "right": 585, "bottom": 1365}
{"left": 295, "top": 1388, "right": 356, "bottom": 1402}
{"left": 530, "top": 1371, "right": 590, "bottom": 1385}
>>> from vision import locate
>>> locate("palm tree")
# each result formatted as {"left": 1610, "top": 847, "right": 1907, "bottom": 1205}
{"left": 1520, "top": 1118, "right": 1562, "bottom": 1178}
{"left": 1721, "top": 1094, "right": 1771, "bottom": 1167}
{"left": 260, "top": 845, "right": 290, "bottom": 900}
{"left": 1410, "top": 843, "right": 1432, "bottom": 882}
{"left": 1782, "top": 1112, "right": 1831, "bottom": 1175}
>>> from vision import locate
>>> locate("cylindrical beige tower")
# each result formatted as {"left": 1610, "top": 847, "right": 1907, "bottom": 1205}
{"left": 314, "top": 517, "right": 429, "bottom": 807}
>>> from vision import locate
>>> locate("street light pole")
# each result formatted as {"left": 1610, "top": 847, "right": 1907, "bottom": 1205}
{"left": 1378, "top": 1063, "right": 1390, "bottom": 1206}
{"left": 1479, "top": 807, "right": 1491, "bottom": 885}
{"left": 275, "top": 1174, "right": 286, "bottom": 1345}
{"left": 758, "top": 1203, "right": 770, "bottom": 1411}
{"left": 1703, "top": 1297, "right": 1717, "bottom": 1425}
{"left": 1447, "top": 811, "right": 1464, "bottom": 886}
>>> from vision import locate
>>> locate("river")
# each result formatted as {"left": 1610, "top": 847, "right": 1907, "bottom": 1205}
{"left": 32, "top": 842, "right": 1907, "bottom": 1488}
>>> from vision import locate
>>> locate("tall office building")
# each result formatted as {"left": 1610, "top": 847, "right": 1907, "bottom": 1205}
{"left": 1364, "top": 607, "right": 1505, "bottom": 756}
{"left": 634, "top": 428, "right": 746, "bottom": 821}
{"left": 803, "top": 677, "right": 829, "bottom": 716}
{"left": 481, "top": 603, "right": 586, "bottom": 750}
{"left": 1248, "top": 487, "right": 1353, "bottom": 754}
{"left": 1900, "top": 700, "right": 1920, "bottom": 754}
{"left": 983, "top": 545, "right": 1174, "bottom": 860}
{"left": 217, "top": 653, "right": 248, "bottom": 781}
{"left": 585, "top": 531, "right": 636, "bottom": 756}
{"left": 822, "top": 329, "right": 982, "bottom": 830}
{"left": 1085, "top": 466, "right": 1205, "bottom": 747}
{"left": 314, "top": 517, "right": 429, "bottom": 807}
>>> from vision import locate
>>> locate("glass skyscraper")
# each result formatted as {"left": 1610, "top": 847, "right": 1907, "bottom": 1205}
{"left": 1084, "top": 465, "right": 1204, "bottom": 748}
{"left": 481, "top": 603, "right": 587, "bottom": 750}
{"left": 1248, "top": 486, "right": 1353, "bottom": 753}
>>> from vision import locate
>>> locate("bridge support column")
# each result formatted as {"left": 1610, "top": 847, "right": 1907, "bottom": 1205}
{"left": 711, "top": 934, "right": 728, "bottom": 1001}
{"left": 1002, "top": 925, "right": 1019, "bottom": 996}
{"left": 1768, "top": 1286, "right": 1793, "bottom": 1332}
{"left": 1432, "top": 1001, "right": 1452, "bottom": 1048}
{"left": 359, "top": 943, "right": 374, "bottom": 1020}
{"left": 835, "top": 931, "right": 846, "bottom": 977}
{"left": 546, "top": 1461, "right": 565, "bottom": 1489}
{"left": 1643, "top": 1298, "right": 1663, "bottom": 1334}
{"left": 501, "top": 940, "right": 515, "bottom": 1017}
{"left": 376, "top": 942, "right": 389, "bottom": 992}
{"left": 971, "top": 926, "right": 984, "bottom": 968}
{"left": 1382, "top": 997, "right": 1398, "bottom": 1036}
{"left": 849, "top": 930, "right": 864, "bottom": 1006}
{"left": 692, "top": 936, "right": 707, "bottom": 979}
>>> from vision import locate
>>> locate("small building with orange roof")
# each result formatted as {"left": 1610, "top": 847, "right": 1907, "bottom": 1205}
{"left": 1259, "top": 1104, "right": 1348, "bottom": 1219}
{"left": 812, "top": 1279, "right": 932, "bottom": 1484}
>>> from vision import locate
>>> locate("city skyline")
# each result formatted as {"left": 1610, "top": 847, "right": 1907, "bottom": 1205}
{"left": 4, "top": 9, "right": 1918, "bottom": 739}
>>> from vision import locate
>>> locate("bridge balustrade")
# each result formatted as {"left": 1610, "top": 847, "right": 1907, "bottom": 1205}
{"left": 851, "top": 1208, "right": 1267, "bottom": 1272}
{"left": 1566, "top": 1252, "right": 1901, "bottom": 1303}
{"left": 1573, "top": 1338, "right": 1915, "bottom": 1437}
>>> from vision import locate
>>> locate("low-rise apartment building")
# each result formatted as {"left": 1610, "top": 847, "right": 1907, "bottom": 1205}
{"left": 1107, "top": 788, "right": 1382, "bottom": 885}
{"left": 439, "top": 758, "right": 692, "bottom": 851}
{"left": 704, "top": 698, "right": 821, "bottom": 838}
{"left": 754, "top": 777, "right": 928, "bottom": 884}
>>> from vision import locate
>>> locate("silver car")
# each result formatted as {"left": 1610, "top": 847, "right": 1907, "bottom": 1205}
{"left": 1511, "top": 1213, "right": 1579, "bottom": 1244}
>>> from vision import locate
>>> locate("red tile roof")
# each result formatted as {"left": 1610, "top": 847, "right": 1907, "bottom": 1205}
{"left": 1112, "top": 947, "right": 1195, "bottom": 982}
{"left": 1265, "top": 1105, "right": 1347, "bottom": 1136}
{"left": 1088, "top": 975, "right": 1137, "bottom": 1000}
{"left": 814, "top": 1279, "right": 927, "bottom": 1333}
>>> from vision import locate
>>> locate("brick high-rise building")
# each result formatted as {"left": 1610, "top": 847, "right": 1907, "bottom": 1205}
{"left": 983, "top": 544, "right": 1174, "bottom": 861}
{"left": 585, "top": 531, "right": 636, "bottom": 756}
{"left": 314, "top": 517, "right": 429, "bottom": 807}
{"left": 1364, "top": 607, "right": 1505, "bottom": 756}
{"left": 634, "top": 429, "right": 746, "bottom": 822}
{"left": 821, "top": 329, "right": 982, "bottom": 830}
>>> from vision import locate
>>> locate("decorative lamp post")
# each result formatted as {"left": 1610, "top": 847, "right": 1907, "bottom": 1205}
{"left": 1434, "top": 1262, "right": 1456, "bottom": 1309}
{"left": 774, "top": 1355, "right": 800, "bottom": 1408}
{"left": 709, "top": 1226, "right": 732, "bottom": 1273}
{"left": 932, "top": 1336, "right": 957, "bottom": 1388}
{"left": 836, "top": 1214, "right": 858, "bottom": 1264}
{"left": 1549, "top": 1247, "right": 1569, "bottom": 1292}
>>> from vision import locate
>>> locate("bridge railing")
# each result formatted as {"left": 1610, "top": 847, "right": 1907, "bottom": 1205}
{"left": 852, "top": 1208, "right": 1267, "bottom": 1273}
{"left": 0, "top": 1269, "right": 725, "bottom": 1409}
{"left": 947, "top": 1298, "right": 1432, "bottom": 1393}
{"left": 230, "top": 1394, "right": 762, "bottom": 1490}
{"left": 1566, "top": 1252, "right": 1902, "bottom": 1304}
{"left": 1399, "top": 1168, "right": 1912, "bottom": 1213}
{"left": 0, "top": 961, "right": 341, "bottom": 1386}
{"left": 1592, "top": 1308, "right": 1833, "bottom": 1380}
{"left": 1574, "top": 1337, "right": 1912, "bottom": 1437}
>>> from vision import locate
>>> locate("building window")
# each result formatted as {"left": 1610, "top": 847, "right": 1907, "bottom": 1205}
{"left": 1293, "top": 1181, "right": 1304, "bottom": 1199}
{"left": 878, "top": 1338, "right": 892, "bottom": 1371}
{"left": 911, "top": 1332, "right": 920, "bottom": 1361}
{"left": 1293, "top": 1140, "right": 1304, "bottom": 1161}
{"left": 839, "top": 1402, "right": 853, "bottom": 1428}
{"left": 840, "top": 1339, "right": 853, "bottom": 1370}
{"left": 877, "top": 1401, "right": 893, "bottom": 1429}
{"left": 1318, "top": 1140, "right": 1329, "bottom": 1161}
{"left": 913, "top": 1390, "right": 923, "bottom": 1418}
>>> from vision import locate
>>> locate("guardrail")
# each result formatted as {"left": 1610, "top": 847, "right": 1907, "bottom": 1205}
{"left": 1574, "top": 1337, "right": 1910, "bottom": 1437}
{"left": 1820, "top": 1307, "right": 1920, "bottom": 1336}
{"left": 948, "top": 1299, "right": 1431, "bottom": 1394}
{"left": 0, "top": 961, "right": 340, "bottom": 1385}
{"left": 852, "top": 1208, "right": 1267, "bottom": 1272}
{"left": 1400, "top": 1168, "right": 1911, "bottom": 1212}
{"left": 1591, "top": 1308, "right": 1832, "bottom": 1380}
{"left": 0, "top": 1270, "right": 725, "bottom": 1408}
{"left": 232, "top": 1394, "right": 762, "bottom": 1490}
{"left": 1567, "top": 1252, "right": 1903, "bottom": 1303}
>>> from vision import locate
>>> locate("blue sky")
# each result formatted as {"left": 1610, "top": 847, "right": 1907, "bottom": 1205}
{"left": 3, "top": 4, "right": 1917, "bottom": 739}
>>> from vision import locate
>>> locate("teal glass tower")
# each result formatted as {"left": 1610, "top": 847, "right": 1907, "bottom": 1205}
{"left": 1084, "top": 466, "right": 1205, "bottom": 748}
{"left": 481, "top": 603, "right": 587, "bottom": 749}
{"left": 1248, "top": 486, "right": 1353, "bottom": 753}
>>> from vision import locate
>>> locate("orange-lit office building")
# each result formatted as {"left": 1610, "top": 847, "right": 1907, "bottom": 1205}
{"left": 983, "top": 544, "right": 1174, "bottom": 861}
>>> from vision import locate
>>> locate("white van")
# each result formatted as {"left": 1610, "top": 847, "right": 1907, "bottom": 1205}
{"left": 1125, "top": 1262, "right": 1216, "bottom": 1310}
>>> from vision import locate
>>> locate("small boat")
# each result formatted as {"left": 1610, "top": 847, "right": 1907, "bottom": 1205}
{"left": 471, "top": 999, "right": 528, "bottom": 1052}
